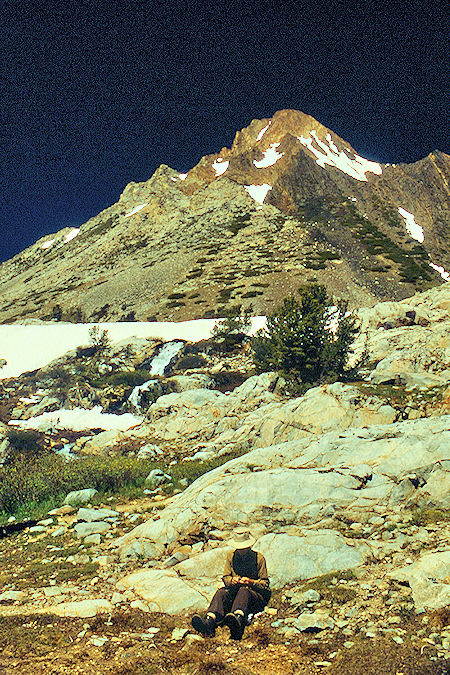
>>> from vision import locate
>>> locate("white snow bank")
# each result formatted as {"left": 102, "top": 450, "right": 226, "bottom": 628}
{"left": 253, "top": 143, "right": 283, "bottom": 168}
{"left": 398, "top": 208, "right": 424, "bottom": 243}
{"left": 298, "top": 130, "right": 382, "bottom": 182}
{"left": 429, "top": 263, "right": 450, "bottom": 281}
{"left": 124, "top": 204, "right": 148, "bottom": 218}
{"left": 9, "top": 406, "right": 142, "bottom": 433}
{"left": 244, "top": 184, "right": 272, "bottom": 205}
{"left": 64, "top": 228, "right": 80, "bottom": 244}
{"left": 179, "top": 173, "right": 188, "bottom": 181}
{"left": 256, "top": 122, "right": 271, "bottom": 142}
{"left": 212, "top": 158, "right": 229, "bottom": 176}
{"left": 41, "top": 239, "right": 56, "bottom": 250}
{"left": 0, "top": 318, "right": 267, "bottom": 380}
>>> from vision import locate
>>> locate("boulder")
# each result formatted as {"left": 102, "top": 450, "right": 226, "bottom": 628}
{"left": 168, "top": 374, "right": 213, "bottom": 391}
{"left": 74, "top": 521, "right": 111, "bottom": 538}
{"left": 117, "top": 569, "right": 214, "bottom": 614}
{"left": 288, "top": 589, "right": 320, "bottom": 605}
{"left": 114, "top": 415, "right": 449, "bottom": 557}
{"left": 137, "top": 443, "right": 163, "bottom": 459}
{"left": 119, "top": 538, "right": 165, "bottom": 561}
{"left": 64, "top": 488, "right": 98, "bottom": 507}
{"left": 350, "top": 284, "right": 450, "bottom": 388}
{"left": 176, "top": 547, "right": 230, "bottom": 580}
{"left": 254, "top": 532, "right": 365, "bottom": 588}
{"left": 294, "top": 611, "right": 334, "bottom": 631}
{"left": 145, "top": 469, "right": 172, "bottom": 489}
{"left": 50, "top": 599, "right": 113, "bottom": 618}
{"left": 388, "top": 550, "right": 450, "bottom": 612}
{"left": 0, "top": 590, "right": 27, "bottom": 602}
{"left": 77, "top": 507, "right": 119, "bottom": 522}
{"left": 80, "top": 430, "right": 127, "bottom": 455}
{"left": 189, "top": 382, "right": 398, "bottom": 461}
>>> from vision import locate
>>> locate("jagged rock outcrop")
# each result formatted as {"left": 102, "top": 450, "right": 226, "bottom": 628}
{"left": 0, "top": 110, "right": 448, "bottom": 324}
{"left": 113, "top": 412, "right": 449, "bottom": 613}
{"left": 351, "top": 282, "right": 450, "bottom": 386}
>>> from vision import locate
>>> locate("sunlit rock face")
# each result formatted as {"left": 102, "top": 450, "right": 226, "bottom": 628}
{"left": 0, "top": 109, "right": 449, "bottom": 324}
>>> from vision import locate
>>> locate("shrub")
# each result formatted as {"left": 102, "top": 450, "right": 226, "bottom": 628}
{"left": 211, "top": 306, "right": 252, "bottom": 352}
{"left": 227, "top": 213, "right": 251, "bottom": 235}
{"left": 5, "top": 429, "right": 48, "bottom": 464}
{"left": 174, "top": 354, "right": 207, "bottom": 370}
{"left": 88, "top": 325, "right": 111, "bottom": 353}
{"left": 252, "top": 284, "right": 358, "bottom": 392}
{"left": 211, "top": 371, "right": 251, "bottom": 392}
{"left": 167, "top": 292, "right": 187, "bottom": 300}
{"left": 92, "top": 369, "right": 153, "bottom": 388}
{"left": 0, "top": 454, "right": 156, "bottom": 517}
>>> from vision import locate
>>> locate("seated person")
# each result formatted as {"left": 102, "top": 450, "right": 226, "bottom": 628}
{"left": 191, "top": 528, "right": 270, "bottom": 640}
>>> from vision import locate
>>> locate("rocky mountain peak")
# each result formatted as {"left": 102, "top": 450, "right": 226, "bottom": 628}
{"left": 0, "top": 110, "right": 449, "bottom": 324}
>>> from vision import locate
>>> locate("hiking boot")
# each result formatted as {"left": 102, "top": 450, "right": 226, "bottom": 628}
{"left": 191, "top": 614, "right": 216, "bottom": 637}
{"left": 224, "top": 612, "right": 245, "bottom": 640}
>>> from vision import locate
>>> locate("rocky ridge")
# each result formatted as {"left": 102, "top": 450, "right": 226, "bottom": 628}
{"left": 0, "top": 109, "right": 449, "bottom": 325}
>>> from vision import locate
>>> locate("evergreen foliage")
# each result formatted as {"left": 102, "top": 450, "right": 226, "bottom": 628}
{"left": 252, "top": 284, "right": 358, "bottom": 392}
{"left": 211, "top": 305, "right": 252, "bottom": 352}
{"left": 88, "top": 325, "right": 111, "bottom": 353}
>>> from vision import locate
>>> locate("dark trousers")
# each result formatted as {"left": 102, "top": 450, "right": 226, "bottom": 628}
{"left": 207, "top": 586, "right": 267, "bottom": 622}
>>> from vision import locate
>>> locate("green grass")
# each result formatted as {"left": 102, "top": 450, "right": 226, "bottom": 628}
{"left": 0, "top": 455, "right": 157, "bottom": 520}
{"left": 299, "top": 570, "right": 357, "bottom": 604}
{"left": 0, "top": 444, "right": 249, "bottom": 523}
{"left": 409, "top": 507, "right": 450, "bottom": 526}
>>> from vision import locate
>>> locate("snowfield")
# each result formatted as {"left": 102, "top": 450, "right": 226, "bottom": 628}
{"left": 0, "top": 318, "right": 267, "bottom": 380}
{"left": 9, "top": 406, "right": 142, "bottom": 432}
{"left": 298, "top": 130, "right": 382, "bottom": 181}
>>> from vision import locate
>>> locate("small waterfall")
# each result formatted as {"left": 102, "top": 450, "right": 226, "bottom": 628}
{"left": 149, "top": 341, "right": 184, "bottom": 376}
{"left": 128, "top": 379, "right": 158, "bottom": 410}
{"left": 128, "top": 341, "right": 184, "bottom": 412}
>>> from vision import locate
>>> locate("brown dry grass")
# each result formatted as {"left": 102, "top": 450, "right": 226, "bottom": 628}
{"left": 330, "top": 635, "right": 450, "bottom": 675}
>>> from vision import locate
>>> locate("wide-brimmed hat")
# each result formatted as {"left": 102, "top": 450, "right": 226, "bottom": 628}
{"left": 229, "top": 528, "right": 256, "bottom": 549}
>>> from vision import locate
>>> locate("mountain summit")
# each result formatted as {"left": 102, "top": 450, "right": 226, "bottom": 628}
{"left": 1, "top": 110, "right": 449, "bottom": 323}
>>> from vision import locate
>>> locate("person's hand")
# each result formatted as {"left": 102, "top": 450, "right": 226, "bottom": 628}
{"left": 230, "top": 576, "right": 241, "bottom": 585}
{"left": 239, "top": 576, "right": 252, "bottom": 586}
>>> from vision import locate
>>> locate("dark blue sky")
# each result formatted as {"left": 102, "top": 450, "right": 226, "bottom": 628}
{"left": 1, "top": 0, "right": 448, "bottom": 263}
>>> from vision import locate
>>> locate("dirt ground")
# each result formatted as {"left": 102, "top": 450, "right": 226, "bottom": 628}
{"left": 0, "top": 607, "right": 449, "bottom": 675}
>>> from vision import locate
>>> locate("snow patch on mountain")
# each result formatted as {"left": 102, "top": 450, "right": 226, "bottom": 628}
{"left": 298, "top": 130, "right": 382, "bottom": 181}
{"left": 429, "top": 263, "right": 450, "bottom": 281}
{"left": 256, "top": 122, "right": 271, "bottom": 141}
{"left": 124, "top": 204, "right": 148, "bottom": 218}
{"left": 212, "top": 158, "right": 229, "bottom": 176}
{"left": 41, "top": 239, "right": 56, "bottom": 250}
{"left": 244, "top": 184, "right": 272, "bottom": 205}
{"left": 398, "top": 208, "right": 424, "bottom": 243}
{"left": 253, "top": 143, "right": 283, "bottom": 168}
{"left": 63, "top": 228, "right": 80, "bottom": 243}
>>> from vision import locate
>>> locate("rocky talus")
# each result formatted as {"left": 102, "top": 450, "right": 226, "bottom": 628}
{"left": 0, "top": 285, "right": 448, "bottom": 673}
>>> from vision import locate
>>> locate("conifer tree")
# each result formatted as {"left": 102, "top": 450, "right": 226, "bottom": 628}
{"left": 252, "top": 284, "right": 357, "bottom": 392}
